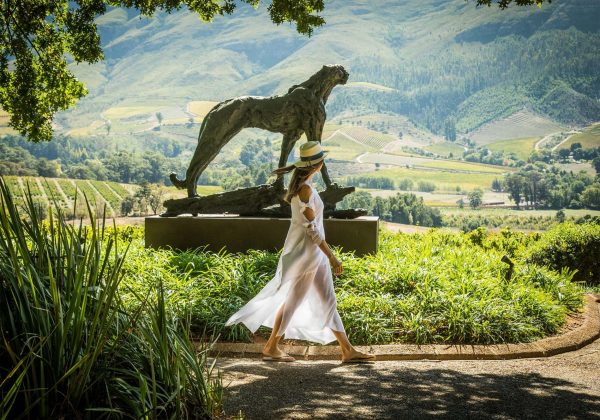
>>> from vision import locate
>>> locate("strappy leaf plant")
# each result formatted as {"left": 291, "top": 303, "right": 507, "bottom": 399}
{"left": 0, "top": 176, "right": 223, "bottom": 419}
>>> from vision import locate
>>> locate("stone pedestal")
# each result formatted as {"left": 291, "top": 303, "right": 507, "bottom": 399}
{"left": 145, "top": 215, "right": 379, "bottom": 256}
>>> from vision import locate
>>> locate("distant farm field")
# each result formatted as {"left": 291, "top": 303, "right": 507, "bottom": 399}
{"left": 0, "top": 109, "right": 17, "bottom": 135}
{"left": 2, "top": 176, "right": 224, "bottom": 217}
{"left": 4, "top": 176, "right": 136, "bottom": 217}
{"left": 559, "top": 123, "right": 600, "bottom": 150}
{"left": 439, "top": 206, "right": 600, "bottom": 230}
{"left": 557, "top": 162, "right": 596, "bottom": 175}
{"left": 417, "top": 159, "right": 508, "bottom": 173}
{"left": 322, "top": 132, "right": 372, "bottom": 161}
{"left": 187, "top": 101, "right": 218, "bottom": 119}
{"left": 340, "top": 126, "right": 397, "bottom": 150}
{"left": 439, "top": 207, "right": 600, "bottom": 218}
{"left": 469, "top": 110, "right": 564, "bottom": 145}
{"left": 361, "top": 188, "right": 510, "bottom": 207}
{"left": 486, "top": 137, "right": 540, "bottom": 160}
{"left": 103, "top": 106, "right": 157, "bottom": 119}
{"left": 423, "top": 142, "right": 465, "bottom": 157}
{"left": 357, "top": 153, "right": 509, "bottom": 174}
{"left": 352, "top": 167, "right": 503, "bottom": 192}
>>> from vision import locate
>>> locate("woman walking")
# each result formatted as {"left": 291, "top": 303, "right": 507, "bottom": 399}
{"left": 225, "top": 141, "right": 376, "bottom": 363}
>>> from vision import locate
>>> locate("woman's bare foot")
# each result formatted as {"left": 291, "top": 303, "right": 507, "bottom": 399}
{"left": 341, "top": 348, "right": 376, "bottom": 363}
{"left": 262, "top": 346, "right": 296, "bottom": 361}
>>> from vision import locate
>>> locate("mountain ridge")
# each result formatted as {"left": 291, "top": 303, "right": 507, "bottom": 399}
{"left": 53, "top": 0, "right": 600, "bottom": 142}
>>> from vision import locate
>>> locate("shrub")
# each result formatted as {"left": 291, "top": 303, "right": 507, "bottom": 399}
{"left": 397, "top": 178, "right": 414, "bottom": 191}
{"left": 417, "top": 180, "right": 436, "bottom": 192}
{"left": 523, "top": 222, "right": 600, "bottom": 284}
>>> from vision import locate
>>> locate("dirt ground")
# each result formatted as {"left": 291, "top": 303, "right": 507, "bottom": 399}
{"left": 214, "top": 334, "right": 600, "bottom": 419}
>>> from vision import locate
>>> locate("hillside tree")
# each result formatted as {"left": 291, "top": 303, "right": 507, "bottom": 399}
{"left": 593, "top": 157, "right": 600, "bottom": 175}
{"left": 148, "top": 185, "right": 166, "bottom": 214}
{"left": 467, "top": 188, "right": 483, "bottom": 209}
{"left": 505, "top": 173, "right": 525, "bottom": 209}
{"left": 581, "top": 184, "right": 600, "bottom": 210}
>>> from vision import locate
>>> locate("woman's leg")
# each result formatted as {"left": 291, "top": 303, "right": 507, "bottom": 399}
{"left": 330, "top": 328, "right": 353, "bottom": 354}
{"left": 263, "top": 276, "right": 312, "bottom": 357}
{"left": 309, "top": 264, "right": 376, "bottom": 361}
{"left": 331, "top": 328, "right": 376, "bottom": 361}
{"left": 263, "top": 303, "right": 285, "bottom": 355}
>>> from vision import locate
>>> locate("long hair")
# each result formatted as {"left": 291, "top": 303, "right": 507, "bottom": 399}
{"left": 271, "top": 162, "right": 322, "bottom": 204}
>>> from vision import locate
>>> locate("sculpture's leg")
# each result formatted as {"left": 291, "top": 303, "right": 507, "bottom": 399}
{"left": 321, "top": 160, "right": 334, "bottom": 188}
{"left": 315, "top": 122, "right": 335, "bottom": 188}
{"left": 272, "top": 132, "right": 301, "bottom": 189}
{"left": 187, "top": 160, "right": 212, "bottom": 197}
{"left": 305, "top": 112, "right": 334, "bottom": 188}
{"left": 184, "top": 145, "right": 216, "bottom": 197}
{"left": 185, "top": 108, "right": 246, "bottom": 197}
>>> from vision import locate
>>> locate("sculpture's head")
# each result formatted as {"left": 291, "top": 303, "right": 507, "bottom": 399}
{"left": 288, "top": 64, "right": 349, "bottom": 100}
{"left": 321, "top": 64, "right": 349, "bottom": 86}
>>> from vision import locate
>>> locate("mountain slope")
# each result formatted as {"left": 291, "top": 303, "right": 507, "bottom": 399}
{"left": 56, "top": 0, "right": 600, "bottom": 142}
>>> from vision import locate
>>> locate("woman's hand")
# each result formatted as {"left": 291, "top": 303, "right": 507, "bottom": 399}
{"left": 329, "top": 255, "right": 343, "bottom": 276}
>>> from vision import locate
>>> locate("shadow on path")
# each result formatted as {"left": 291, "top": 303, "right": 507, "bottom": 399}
{"left": 220, "top": 361, "right": 600, "bottom": 419}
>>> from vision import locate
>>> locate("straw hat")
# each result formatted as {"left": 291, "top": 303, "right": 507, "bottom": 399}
{"left": 292, "top": 141, "right": 329, "bottom": 168}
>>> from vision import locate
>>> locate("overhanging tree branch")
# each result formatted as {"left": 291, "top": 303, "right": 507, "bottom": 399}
{"left": 0, "top": 0, "right": 327, "bottom": 142}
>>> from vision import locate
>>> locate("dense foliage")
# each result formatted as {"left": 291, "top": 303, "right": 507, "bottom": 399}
{"left": 441, "top": 210, "right": 600, "bottom": 233}
{"left": 117, "top": 223, "right": 590, "bottom": 346}
{"left": 524, "top": 222, "right": 600, "bottom": 283}
{"left": 530, "top": 144, "right": 600, "bottom": 166}
{"left": 329, "top": 28, "right": 600, "bottom": 136}
{"left": 503, "top": 161, "right": 600, "bottom": 209}
{"left": 0, "top": 178, "right": 223, "bottom": 419}
{"left": 439, "top": 138, "right": 599, "bottom": 169}
{"left": 340, "top": 191, "right": 443, "bottom": 227}
{"left": 0, "top": 134, "right": 186, "bottom": 183}
{"left": 0, "top": 134, "right": 275, "bottom": 188}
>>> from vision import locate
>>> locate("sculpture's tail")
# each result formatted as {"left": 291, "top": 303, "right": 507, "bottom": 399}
{"left": 169, "top": 172, "right": 187, "bottom": 189}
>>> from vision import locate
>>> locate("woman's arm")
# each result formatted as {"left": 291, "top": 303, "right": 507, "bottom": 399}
{"left": 299, "top": 185, "right": 343, "bottom": 275}
{"left": 298, "top": 185, "right": 334, "bottom": 259}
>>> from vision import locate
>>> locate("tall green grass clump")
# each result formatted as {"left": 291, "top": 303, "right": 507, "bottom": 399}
{"left": 120, "top": 244, "right": 280, "bottom": 343}
{"left": 332, "top": 228, "right": 583, "bottom": 345}
{"left": 0, "top": 177, "right": 223, "bottom": 419}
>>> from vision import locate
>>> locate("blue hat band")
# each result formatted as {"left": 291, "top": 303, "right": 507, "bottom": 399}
{"left": 300, "top": 150, "right": 324, "bottom": 161}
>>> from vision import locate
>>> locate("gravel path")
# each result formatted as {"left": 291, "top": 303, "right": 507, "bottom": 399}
{"left": 214, "top": 336, "right": 600, "bottom": 419}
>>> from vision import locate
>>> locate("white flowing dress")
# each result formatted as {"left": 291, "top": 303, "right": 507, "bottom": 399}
{"left": 224, "top": 178, "right": 346, "bottom": 345}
